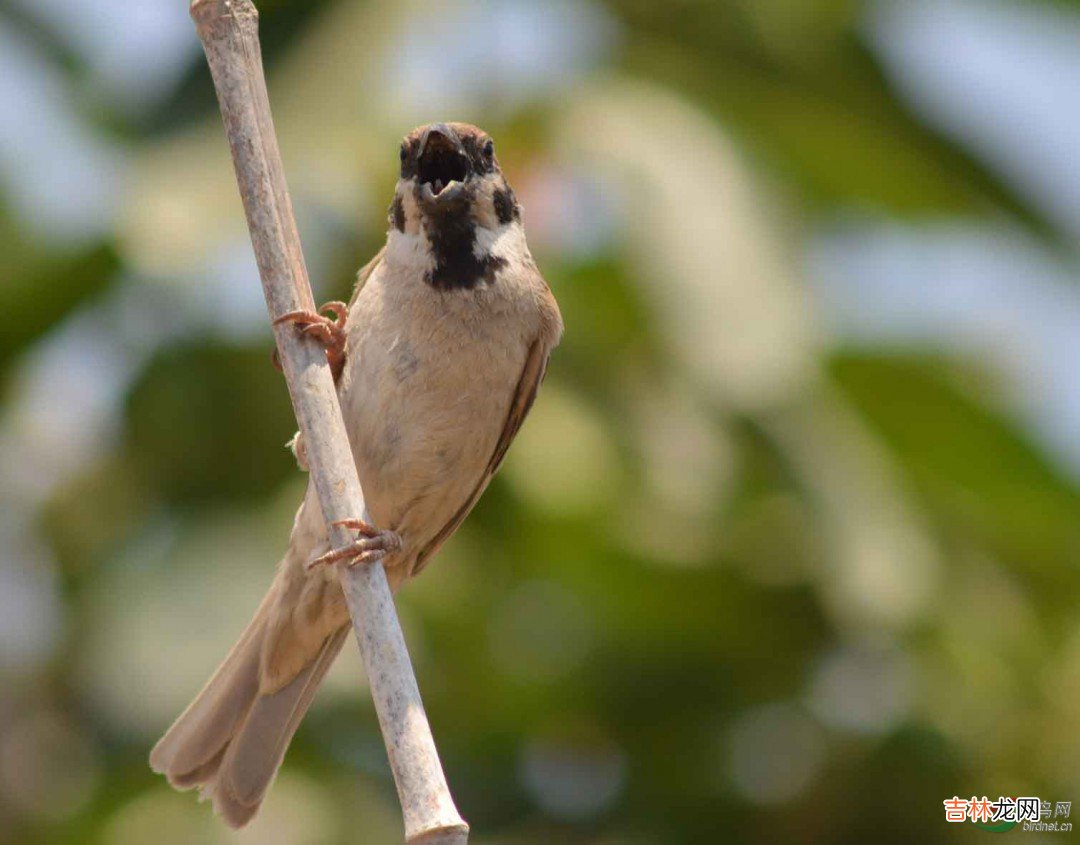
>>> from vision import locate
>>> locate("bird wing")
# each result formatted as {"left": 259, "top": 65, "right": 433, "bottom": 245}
{"left": 348, "top": 246, "right": 385, "bottom": 309}
{"left": 408, "top": 330, "right": 553, "bottom": 578}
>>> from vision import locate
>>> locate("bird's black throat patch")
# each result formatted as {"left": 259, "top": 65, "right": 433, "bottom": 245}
{"left": 389, "top": 195, "right": 405, "bottom": 233}
{"left": 420, "top": 195, "right": 507, "bottom": 290}
{"left": 493, "top": 184, "right": 520, "bottom": 225}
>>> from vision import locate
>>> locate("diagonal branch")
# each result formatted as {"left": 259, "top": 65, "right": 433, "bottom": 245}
{"left": 189, "top": 2, "right": 468, "bottom": 842}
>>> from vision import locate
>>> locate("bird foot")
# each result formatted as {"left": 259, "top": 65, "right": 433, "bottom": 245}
{"left": 273, "top": 301, "right": 349, "bottom": 381}
{"left": 307, "top": 518, "right": 402, "bottom": 571}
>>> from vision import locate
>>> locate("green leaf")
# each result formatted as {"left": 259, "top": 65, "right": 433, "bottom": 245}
{"left": 124, "top": 342, "right": 299, "bottom": 506}
{"left": 831, "top": 352, "right": 1080, "bottom": 577}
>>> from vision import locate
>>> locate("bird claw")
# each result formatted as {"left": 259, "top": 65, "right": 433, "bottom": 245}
{"left": 274, "top": 301, "right": 349, "bottom": 380}
{"left": 306, "top": 518, "right": 402, "bottom": 571}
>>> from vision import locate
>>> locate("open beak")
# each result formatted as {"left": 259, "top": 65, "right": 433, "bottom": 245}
{"left": 417, "top": 124, "right": 469, "bottom": 203}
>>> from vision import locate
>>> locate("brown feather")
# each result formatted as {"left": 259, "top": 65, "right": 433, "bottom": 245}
{"left": 149, "top": 593, "right": 270, "bottom": 781}
{"left": 150, "top": 564, "right": 350, "bottom": 829}
{"left": 410, "top": 334, "right": 551, "bottom": 578}
{"left": 347, "top": 246, "right": 385, "bottom": 309}
{"left": 210, "top": 626, "right": 349, "bottom": 825}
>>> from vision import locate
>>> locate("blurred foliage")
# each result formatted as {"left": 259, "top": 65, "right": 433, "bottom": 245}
{"left": 614, "top": 0, "right": 1054, "bottom": 234}
{"left": 0, "top": 220, "right": 117, "bottom": 369}
{"left": 125, "top": 344, "right": 298, "bottom": 505}
{"left": 1, "top": 1, "right": 1079, "bottom": 844}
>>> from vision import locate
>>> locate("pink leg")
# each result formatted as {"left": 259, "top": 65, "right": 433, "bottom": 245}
{"left": 273, "top": 301, "right": 349, "bottom": 381}
{"left": 306, "top": 518, "right": 402, "bottom": 571}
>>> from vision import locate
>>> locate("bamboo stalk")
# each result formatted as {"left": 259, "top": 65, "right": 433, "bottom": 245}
{"left": 189, "top": 2, "right": 468, "bottom": 841}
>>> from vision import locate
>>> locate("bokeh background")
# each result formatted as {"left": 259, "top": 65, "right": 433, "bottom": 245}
{"left": 2, "top": 0, "right": 1080, "bottom": 842}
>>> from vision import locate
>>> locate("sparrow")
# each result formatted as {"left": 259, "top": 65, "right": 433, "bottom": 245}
{"left": 149, "top": 123, "right": 563, "bottom": 827}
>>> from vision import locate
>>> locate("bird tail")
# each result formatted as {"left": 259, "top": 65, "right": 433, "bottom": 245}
{"left": 149, "top": 589, "right": 348, "bottom": 828}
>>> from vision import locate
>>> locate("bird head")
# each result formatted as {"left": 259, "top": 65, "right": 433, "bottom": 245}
{"left": 388, "top": 123, "right": 523, "bottom": 289}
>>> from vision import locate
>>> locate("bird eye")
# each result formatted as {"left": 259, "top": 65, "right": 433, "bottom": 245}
{"left": 483, "top": 139, "right": 494, "bottom": 158}
{"left": 399, "top": 144, "right": 407, "bottom": 163}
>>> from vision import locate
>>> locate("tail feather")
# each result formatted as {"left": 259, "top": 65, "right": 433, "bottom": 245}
{"left": 214, "top": 627, "right": 348, "bottom": 819}
{"left": 168, "top": 745, "right": 227, "bottom": 790}
{"left": 150, "top": 593, "right": 348, "bottom": 828}
{"left": 149, "top": 598, "right": 268, "bottom": 783}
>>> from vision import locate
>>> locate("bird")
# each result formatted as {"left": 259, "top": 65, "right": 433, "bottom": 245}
{"left": 149, "top": 122, "right": 563, "bottom": 827}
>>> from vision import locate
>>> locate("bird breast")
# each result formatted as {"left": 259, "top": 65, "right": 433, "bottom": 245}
{"left": 335, "top": 253, "right": 536, "bottom": 564}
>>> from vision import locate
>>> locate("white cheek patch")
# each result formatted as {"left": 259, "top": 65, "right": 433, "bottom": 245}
{"left": 400, "top": 189, "right": 424, "bottom": 236}
{"left": 385, "top": 227, "right": 436, "bottom": 277}
{"left": 470, "top": 179, "right": 500, "bottom": 231}
{"left": 473, "top": 221, "right": 527, "bottom": 266}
